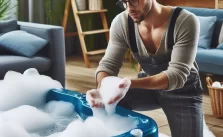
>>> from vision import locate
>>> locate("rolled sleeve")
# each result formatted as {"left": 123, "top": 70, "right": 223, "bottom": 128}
{"left": 95, "top": 13, "right": 128, "bottom": 79}
{"left": 163, "top": 13, "right": 200, "bottom": 90}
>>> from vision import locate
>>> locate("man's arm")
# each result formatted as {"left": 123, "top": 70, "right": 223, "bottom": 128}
{"left": 162, "top": 13, "right": 200, "bottom": 90}
{"left": 95, "top": 12, "right": 129, "bottom": 86}
{"left": 130, "top": 72, "right": 169, "bottom": 90}
{"left": 96, "top": 71, "right": 109, "bottom": 89}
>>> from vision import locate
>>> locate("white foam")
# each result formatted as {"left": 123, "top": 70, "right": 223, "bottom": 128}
{"left": 44, "top": 101, "right": 75, "bottom": 117}
{"left": 58, "top": 114, "right": 137, "bottom": 137}
{"left": 58, "top": 119, "right": 86, "bottom": 137}
{"left": 103, "top": 114, "right": 138, "bottom": 134}
{"left": 3, "top": 70, "right": 23, "bottom": 81}
{"left": 34, "top": 114, "right": 78, "bottom": 137}
{"left": 0, "top": 121, "right": 31, "bottom": 137}
{"left": 0, "top": 70, "right": 138, "bottom": 137}
{"left": 23, "top": 68, "right": 40, "bottom": 76}
{"left": 3, "top": 105, "right": 55, "bottom": 133}
{"left": 99, "top": 76, "right": 131, "bottom": 115}
{"left": 46, "top": 132, "right": 61, "bottom": 137}
{"left": 91, "top": 107, "right": 107, "bottom": 118}
{"left": 0, "top": 68, "right": 63, "bottom": 111}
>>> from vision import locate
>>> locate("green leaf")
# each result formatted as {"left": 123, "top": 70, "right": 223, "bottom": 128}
{"left": 0, "top": 0, "right": 11, "bottom": 10}
{"left": 0, "top": 0, "right": 18, "bottom": 20}
{"left": 0, "top": 6, "right": 9, "bottom": 16}
{"left": 0, "top": 14, "right": 9, "bottom": 20}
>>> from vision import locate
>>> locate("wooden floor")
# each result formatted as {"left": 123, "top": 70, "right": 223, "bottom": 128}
{"left": 65, "top": 56, "right": 223, "bottom": 137}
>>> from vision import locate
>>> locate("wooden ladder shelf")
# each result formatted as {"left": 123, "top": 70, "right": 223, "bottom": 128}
{"left": 62, "top": 0, "right": 109, "bottom": 68}
{"left": 215, "top": 0, "right": 223, "bottom": 9}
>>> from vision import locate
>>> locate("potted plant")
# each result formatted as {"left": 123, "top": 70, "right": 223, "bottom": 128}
{"left": 0, "top": 0, "right": 17, "bottom": 20}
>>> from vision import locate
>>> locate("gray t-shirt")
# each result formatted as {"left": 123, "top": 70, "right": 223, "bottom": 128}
{"left": 95, "top": 7, "right": 200, "bottom": 90}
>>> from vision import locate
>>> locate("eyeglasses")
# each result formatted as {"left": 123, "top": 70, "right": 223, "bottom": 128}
{"left": 116, "top": 0, "right": 139, "bottom": 9}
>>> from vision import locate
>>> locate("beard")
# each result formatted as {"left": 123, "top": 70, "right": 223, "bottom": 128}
{"left": 128, "top": 11, "right": 145, "bottom": 23}
{"left": 129, "top": 0, "right": 152, "bottom": 23}
{"left": 131, "top": 13, "right": 145, "bottom": 23}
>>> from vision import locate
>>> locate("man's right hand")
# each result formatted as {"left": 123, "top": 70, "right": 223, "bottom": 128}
{"left": 86, "top": 89, "right": 104, "bottom": 108}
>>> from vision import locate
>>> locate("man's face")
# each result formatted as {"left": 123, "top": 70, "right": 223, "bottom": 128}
{"left": 127, "top": 0, "right": 152, "bottom": 23}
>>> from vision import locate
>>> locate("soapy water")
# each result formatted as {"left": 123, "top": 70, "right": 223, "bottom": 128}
{"left": 0, "top": 68, "right": 139, "bottom": 137}
{"left": 0, "top": 102, "right": 79, "bottom": 137}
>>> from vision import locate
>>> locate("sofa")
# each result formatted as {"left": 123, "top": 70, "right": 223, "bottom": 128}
{"left": 181, "top": 7, "right": 223, "bottom": 76}
{"left": 0, "top": 20, "right": 66, "bottom": 87}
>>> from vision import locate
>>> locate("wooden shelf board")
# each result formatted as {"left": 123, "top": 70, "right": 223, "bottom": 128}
{"left": 82, "top": 29, "right": 109, "bottom": 35}
{"left": 86, "top": 49, "right": 106, "bottom": 55}
{"left": 77, "top": 9, "right": 108, "bottom": 14}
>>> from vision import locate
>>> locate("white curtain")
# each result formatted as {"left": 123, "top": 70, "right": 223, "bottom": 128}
{"left": 16, "top": 0, "right": 45, "bottom": 23}
{"left": 27, "top": 0, "right": 44, "bottom": 23}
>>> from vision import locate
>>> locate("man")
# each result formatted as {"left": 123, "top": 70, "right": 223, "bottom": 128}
{"left": 90, "top": 0, "right": 203, "bottom": 137}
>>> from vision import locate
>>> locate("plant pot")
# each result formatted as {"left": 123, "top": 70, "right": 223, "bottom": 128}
{"left": 89, "top": 0, "right": 102, "bottom": 10}
{"left": 76, "top": 0, "right": 87, "bottom": 11}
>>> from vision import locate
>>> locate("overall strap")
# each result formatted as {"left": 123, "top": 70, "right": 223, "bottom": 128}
{"left": 128, "top": 7, "right": 183, "bottom": 52}
{"left": 128, "top": 15, "right": 138, "bottom": 52}
{"left": 167, "top": 7, "right": 183, "bottom": 49}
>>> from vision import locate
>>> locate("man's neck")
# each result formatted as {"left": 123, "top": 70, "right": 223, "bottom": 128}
{"left": 140, "top": 2, "right": 171, "bottom": 29}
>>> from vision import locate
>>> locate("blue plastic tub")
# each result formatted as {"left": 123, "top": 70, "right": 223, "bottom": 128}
{"left": 46, "top": 88, "right": 158, "bottom": 137}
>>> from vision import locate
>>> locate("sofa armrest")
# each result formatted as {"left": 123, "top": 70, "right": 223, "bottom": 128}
{"left": 17, "top": 21, "right": 66, "bottom": 87}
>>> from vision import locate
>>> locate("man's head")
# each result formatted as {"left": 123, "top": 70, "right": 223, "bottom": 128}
{"left": 117, "top": 0, "right": 153, "bottom": 23}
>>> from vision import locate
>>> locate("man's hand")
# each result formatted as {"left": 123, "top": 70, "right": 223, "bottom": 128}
{"left": 86, "top": 89, "right": 104, "bottom": 108}
{"left": 107, "top": 78, "right": 131, "bottom": 104}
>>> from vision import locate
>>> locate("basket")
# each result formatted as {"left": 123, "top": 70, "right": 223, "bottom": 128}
{"left": 206, "top": 77, "right": 223, "bottom": 118}
{"left": 89, "top": 0, "right": 102, "bottom": 10}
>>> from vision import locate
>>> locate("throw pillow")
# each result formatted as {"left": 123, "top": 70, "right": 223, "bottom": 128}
{"left": 0, "top": 19, "right": 18, "bottom": 36}
{"left": 217, "top": 42, "right": 223, "bottom": 49}
{"left": 197, "top": 16, "right": 217, "bottom": 49}
{"left": 211, "top": 19, "right": 223, "bottom": 48}
{"left": 0, "top": 30, "right": 48, "bottom": 57}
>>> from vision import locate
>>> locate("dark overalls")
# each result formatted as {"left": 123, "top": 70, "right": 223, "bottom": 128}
{"left": 118, "top": 8, "right": 204, "bottom": 137}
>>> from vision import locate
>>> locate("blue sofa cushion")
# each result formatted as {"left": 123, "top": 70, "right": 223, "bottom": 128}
{"left": 0, "top": 55, "right": 51, "bottom": 79}
{"left": 182, "top": 7, "right": 223, "bottom": 48}
{"left": 197, "top": 16, "right": 217, "bottom": 49}
{"left": 212, "top": 20, "right": 223, "bottom": 48}
{"left": 0, "top": 19, "right": 18, "bottom": 36}
{"left": 0, "top": 30, "right": 48, "bottom": 57}
{"left": 182, "top": 7, "right": 223, "bottom": 20}
{"left": 196, "top": 49, "right": 223, "bottom": 75}
{"left": 196, "top": 49, "right": 223, "bottom": 65}
{"left": 217, "top": 42, "right": 223, "bottom": 49}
